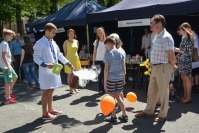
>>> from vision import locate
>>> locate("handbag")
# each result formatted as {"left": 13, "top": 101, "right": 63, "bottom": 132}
{"left": 69, "top": 73, "right": 79, "bottom": 88}
{"left": 192, "top": 47, "right": 199, "bottom": 62}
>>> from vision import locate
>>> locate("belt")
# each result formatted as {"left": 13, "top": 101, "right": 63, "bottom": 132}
{"left": 153, "top": 63, "right": 163, "bottom": 66}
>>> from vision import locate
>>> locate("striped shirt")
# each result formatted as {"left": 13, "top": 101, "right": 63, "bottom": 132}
{"left": 150, "top": 28, "right": 174, "bottom": 64}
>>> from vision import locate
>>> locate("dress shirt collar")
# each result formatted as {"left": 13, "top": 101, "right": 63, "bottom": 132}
{"left": 157, "top": 28, "right": 166, "bottom": 38}
{"left": 43, "top": 36, "right": 53, "bottom": 42}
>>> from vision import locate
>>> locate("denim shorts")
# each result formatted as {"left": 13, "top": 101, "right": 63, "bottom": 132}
{"left": 1, "top": 67, "right": 17, "bottom": 83}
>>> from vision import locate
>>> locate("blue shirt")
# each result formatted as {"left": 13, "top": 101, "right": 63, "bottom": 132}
{"left": 150, "top": 28, "right": 174, "bottom": 64}
{"left": 104, "top": 49, "right": 125, "bottom": 81}
{"left": 10, "top": 39, "right": 24, "bottom": 55}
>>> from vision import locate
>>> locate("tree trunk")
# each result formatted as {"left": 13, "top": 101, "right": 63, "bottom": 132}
{"left": 16, "top": 0, "right": 22, "bottom": 34}
{"left": 50, "top": 0, "right": 58, "bottom": 14}
{"left": 0, "top": 21, "right": 2, "bottom": 38}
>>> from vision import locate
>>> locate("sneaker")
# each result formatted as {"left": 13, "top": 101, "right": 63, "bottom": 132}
{"left": 42, "top": 113, "right": 57, "bottom": 120}
{"left": 104, "top": 116, "right": 117, "bottom": 123}
{"left": 118, "top": 115, "right": 128, "bottom": 122}
{"left": 10, "top": 93, "right": 16, "bottom": 99}
{"left": 4, "top": 98, "right": 17, "bottom": 105}
{"left": 48, "top": 109, "right": 62, "bottom": 115}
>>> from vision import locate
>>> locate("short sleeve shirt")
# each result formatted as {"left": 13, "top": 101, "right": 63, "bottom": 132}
{"left": 0, "top": 41, "right": 12, "bottom": 68}
{"left": 21, "top": 46, "right": 34, "bottom": 63}
{"left": 104, "top": 49, "right": 125, "bottom": 81}
{"left": 10, "top": 40, "right": 23, "bottom": 55}
{"left": 93, "top": 40, "right": 106, "bottom": 61}
{"left": 150, "top": 28, "right": 174, "bottom": 64}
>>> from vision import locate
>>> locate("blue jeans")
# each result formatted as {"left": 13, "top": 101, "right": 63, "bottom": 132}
{"left": 22, "top": 62, "right": 39, "bottom": 87}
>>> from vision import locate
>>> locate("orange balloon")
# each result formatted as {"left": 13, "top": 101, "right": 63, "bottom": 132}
{"left": 126, "top": 92, "right": 137, "bottom": 103}
{"left": 100, "top": 95, "right": 115, "bottom": 115}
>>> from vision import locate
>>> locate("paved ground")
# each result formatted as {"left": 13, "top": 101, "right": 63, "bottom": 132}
{"left": 0, "top": 70, "right": 199, "bottom": 133}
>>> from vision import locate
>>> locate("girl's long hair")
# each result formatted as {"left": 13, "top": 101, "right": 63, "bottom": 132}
{"left": 179, "top": 22, "right": 195, "bottom": 41}
{"left": 23, "top": 35, "right": 34, "bottom": 55}
{"left": 96, "top": 27, "right": 106, "bottom": 42}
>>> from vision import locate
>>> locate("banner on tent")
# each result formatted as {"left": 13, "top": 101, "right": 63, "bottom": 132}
{"left": 56, "top": 27, "right": 65, "bottom": 33}
{"left": 118, "top": 18, "right": 150, "bottom": 27}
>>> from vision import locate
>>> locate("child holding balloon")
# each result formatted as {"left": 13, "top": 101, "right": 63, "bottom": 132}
{"left": 103, "top": 36, "right": 128, "bottom": 122}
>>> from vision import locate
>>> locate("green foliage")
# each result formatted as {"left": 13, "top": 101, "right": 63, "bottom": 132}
{"left": 97, "top": 0, "right": 121, "bottom": 7}
{"left": 0, "top": 0, "right": 120, "bottom": 24}
{"left": 0, "top": 0, "right": 16, "bottom": 23}
{"left": 0, "top": 0, "right": 120, "bottom": 34}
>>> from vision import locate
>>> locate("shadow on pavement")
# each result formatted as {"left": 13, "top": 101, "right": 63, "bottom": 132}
{"left": 89, "top": 123, "right": 113, "bottom": 133}
{"left": 70, "top": 93, "right": 101, "bottom": 107}
{"left": 84, "top": 113, "right": 104, "bottom": 125}
{"left": 52, "top": 115, "right": 83, "bottom": 128}
{"left": 4, "top": 118, "right": 51, "bottom": 133}
{"left": 37, "top": 93, "right": 72, "bottom": 105}
{"left": 167, "top": 98, "right": 199, "bottom": 121}
{"left": 122, "top": 117, "right": 165, "bottom": 133}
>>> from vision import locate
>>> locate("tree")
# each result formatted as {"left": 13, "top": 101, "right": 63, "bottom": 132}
{"left": 97, "top": 0, "right": 121, "bottom": 7}
{"left": 107, "top": 0, "right": 121, "bottom": 7}
{"left": 0, "top": 0, "right": 120, "bottom": 37}
{"left": 0, "top": 0, "right": 15, "bottom": 37}
{"left": 50, "top": 0, "right": 59, "bottom": 14}
{"left": 16, "top": 0, "right": 22, "bottom": 34}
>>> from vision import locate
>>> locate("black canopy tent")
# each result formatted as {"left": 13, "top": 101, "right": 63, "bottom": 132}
{"left": 86, "top": 0, "right": 199, "bottom": 55}
{"left": 27, "top": 0, "right": 105, "bottom": 30}
{"left": 88, "top": 0, "right": 199, "bottom": 23}
{"left": 26, "top": 0, "right": 105, "bottom": 53}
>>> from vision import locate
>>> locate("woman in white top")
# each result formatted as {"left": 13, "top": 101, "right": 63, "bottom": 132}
{"left": 92, "top": 27, "right": 106, "bottom": 94}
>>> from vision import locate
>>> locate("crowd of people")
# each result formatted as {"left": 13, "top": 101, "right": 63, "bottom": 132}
{"left": 0, "top": 14, "right": 199, "bottom": 122}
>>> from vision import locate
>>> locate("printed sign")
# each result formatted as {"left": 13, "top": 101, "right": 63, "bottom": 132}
{"left": 118, "top": 18, "right": 150, "bottom": 27}
{"left": 56, "top": 27, "right": 65, "bottom": 33}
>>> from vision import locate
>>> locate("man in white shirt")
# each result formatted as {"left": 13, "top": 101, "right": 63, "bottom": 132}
{"left": 141, "top": 28, "right": 151, "bottom": 59}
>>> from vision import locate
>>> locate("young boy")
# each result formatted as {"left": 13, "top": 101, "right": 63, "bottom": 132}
{"left": 33, "top": 23, "right": 73, "bottom": 120}
{"left": 0, "top": 29, "right": 18, "bottom": 104}
{"left": 104, "top": 37, "right": 128, "bottom": 122}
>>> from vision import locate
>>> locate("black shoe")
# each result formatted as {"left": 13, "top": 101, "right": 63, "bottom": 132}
{"left": 104, "top": 116, "right": 117, "bottom": 123}
{"left": 118, "top": 115, "right": 128, "bottom": 122}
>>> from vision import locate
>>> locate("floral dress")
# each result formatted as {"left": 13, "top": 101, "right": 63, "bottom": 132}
{"left": 177, "top": 37, "right": 194, "bottom": 77}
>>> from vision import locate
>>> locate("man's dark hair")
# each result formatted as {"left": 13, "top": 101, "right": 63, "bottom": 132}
{"left": 152, "top": 14, "right": 166, "bottom": 27}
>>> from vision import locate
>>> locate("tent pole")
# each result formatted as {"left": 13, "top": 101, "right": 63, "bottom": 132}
{"left": 86, "top": 24, "right": 90, "bottom": 53}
